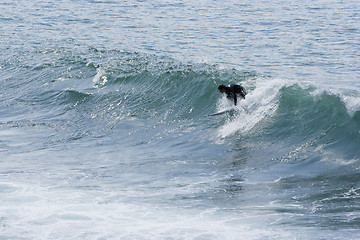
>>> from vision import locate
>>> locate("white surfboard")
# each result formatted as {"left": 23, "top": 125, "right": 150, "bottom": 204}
{"left": 208, "top": 108, "right": 236, "bottom": 116}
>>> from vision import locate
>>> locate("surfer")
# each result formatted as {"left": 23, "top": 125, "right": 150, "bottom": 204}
{"left": 218, "top": 84, "right": 246, "bottom": 106}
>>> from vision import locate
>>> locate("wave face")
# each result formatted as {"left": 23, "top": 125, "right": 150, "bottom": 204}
{"left": 220, "top": 80, "right": 360, "bottom": 157}
{"left": 1, "top": 48, "right": 360, "bottom": 239}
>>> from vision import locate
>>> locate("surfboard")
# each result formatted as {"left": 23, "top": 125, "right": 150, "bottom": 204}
{"left": 208, "top": 108, "right": 236, "bottom": 116}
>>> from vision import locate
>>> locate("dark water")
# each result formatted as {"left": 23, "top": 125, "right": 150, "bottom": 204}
{"left": 1, "top": 0, "right": 360, "bottom": 239}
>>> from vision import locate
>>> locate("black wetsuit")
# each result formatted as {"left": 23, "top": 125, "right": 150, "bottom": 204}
{"left": 224, "top": 84, "right": 246, "bottom": 106}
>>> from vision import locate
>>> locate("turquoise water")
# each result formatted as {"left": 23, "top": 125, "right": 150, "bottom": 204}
{"left": 1, "top": 0, "right": 360, "bottom": 239}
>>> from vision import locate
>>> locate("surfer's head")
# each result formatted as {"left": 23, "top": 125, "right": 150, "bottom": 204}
{"left": 218, "top": 85, "right": 226, "bottom": 93}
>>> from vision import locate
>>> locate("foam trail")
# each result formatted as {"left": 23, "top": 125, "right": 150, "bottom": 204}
{"left": 218, "top": 78, "right": 291, "bottom": 138}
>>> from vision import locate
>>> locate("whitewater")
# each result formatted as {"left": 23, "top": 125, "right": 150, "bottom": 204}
{"left": 1, "top": 0, "right": 360, "bottom": 239}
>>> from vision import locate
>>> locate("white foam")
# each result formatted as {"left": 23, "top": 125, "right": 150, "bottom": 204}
{"left": 341, "top": 93, "right": 360, "bottom": 117}
{"left": 0, "top": 181, "right": 295, "bottom": 240}
{"left": 307, "top": 84, "right": 360, "bottom": 117}
{"left": 92, "top": 67, "right": 108, "bottom": 87}
{"left": 218, "top": 78, "right": 291, "bottom": 138}
{"left": 326, "top": 88, "right": 360, "bottom": 117}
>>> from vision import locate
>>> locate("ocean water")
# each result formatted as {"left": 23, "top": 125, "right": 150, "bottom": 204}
{"left": 1, "top": 0, "right": 360, "bottom": 239}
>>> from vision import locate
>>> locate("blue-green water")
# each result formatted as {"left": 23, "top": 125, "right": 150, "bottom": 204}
{"left": 1, "top": 0, "right": 360, "bottom": 239}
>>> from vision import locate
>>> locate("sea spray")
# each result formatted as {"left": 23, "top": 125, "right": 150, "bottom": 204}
{"left": 218, "top": 78, "right": 293, "bottom": 137}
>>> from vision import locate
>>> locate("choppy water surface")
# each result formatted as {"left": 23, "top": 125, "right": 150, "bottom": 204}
{"left": 1, "top": 0, "right": 360, "bottom": 239}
